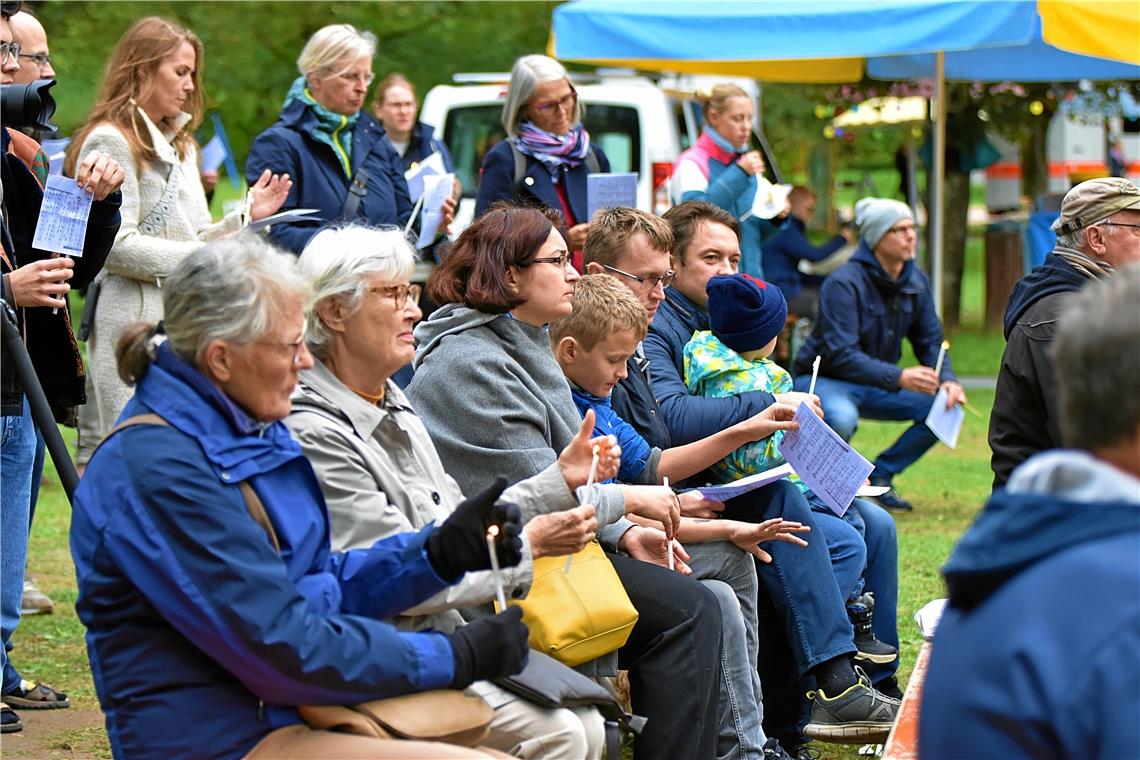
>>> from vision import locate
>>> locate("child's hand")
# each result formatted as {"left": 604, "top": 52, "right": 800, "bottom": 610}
{"left": 774, "top": 392, "right": 823, "bottom": 418}
{"left": 558, "top": 409, "right": 622, "bottom": 489}
{"left": 739, "top": 402, "right": 799, "bottom": 442}
{"left": 678, "top": 490, "right": 724, "bottom": 519}
{"left": 726, "top": 518, "right": 810, "bottom": 562}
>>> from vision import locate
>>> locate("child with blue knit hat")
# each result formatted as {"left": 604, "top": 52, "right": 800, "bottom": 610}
{"left": 683, "top": 273, "right": 793, "bottom": 483}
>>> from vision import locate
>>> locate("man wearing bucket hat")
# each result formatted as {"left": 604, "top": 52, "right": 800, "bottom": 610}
{"left": 791, "top": 197, "right": 966, "bottom": 512}
{"left": 989, "top": 178, "right": 1140, "bottom": 488}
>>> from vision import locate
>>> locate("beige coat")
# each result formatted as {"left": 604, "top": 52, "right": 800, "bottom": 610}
{"left": 79, "top": 109, "right": 242, "bottom": 438}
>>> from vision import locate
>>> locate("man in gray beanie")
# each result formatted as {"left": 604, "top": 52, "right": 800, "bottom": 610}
{"left": 792, "top": 197, "right": 966, "bottom": 511}
{"left": 988, "top": 177, "right": 1140, "bottom": 488}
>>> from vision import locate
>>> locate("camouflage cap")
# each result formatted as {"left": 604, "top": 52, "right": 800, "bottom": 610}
{"left": 1053, "top": 178, "right": 1140, "bottom": 235}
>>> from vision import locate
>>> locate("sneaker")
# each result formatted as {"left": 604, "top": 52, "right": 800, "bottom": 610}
{"left": 21, "top": 578, "right": 54, "bottom": 616}
{"left": 805, "top": 666, "right": 899, "bottom": 744}
{"left": 761, "top": 738, "right": 794, "bottom": 759}
{"left": 0, "top": 703, "right": 21, "bottom": 733}
{"left": 848, "top": 593, "right": 898, "bottom": 665}
{"left": 868, "top": 478, "right": 913, "bottom": 512}
{"left": 2, "top": 679, "right": 69, "bottom": 709}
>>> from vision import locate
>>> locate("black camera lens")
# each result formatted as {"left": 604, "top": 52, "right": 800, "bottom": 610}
{"left": 0, "top": 79, "right": 57, "bottom": 132}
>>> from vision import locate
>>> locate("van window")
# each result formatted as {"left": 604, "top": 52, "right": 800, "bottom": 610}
{"left": 443, "top": 103, "right": 641, "bottom": 198}
{"left": 443, "top": 105, "right": 507, "bottom": 199}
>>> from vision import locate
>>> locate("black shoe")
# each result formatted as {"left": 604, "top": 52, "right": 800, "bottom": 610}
{"left": 1, "top": 703, "right": 21, "bottom": 733}
{"left": 2, "top": 679, "right": 69, "bottom": 709}
{"left": 805, "top": 666, "right": 900, "bottom": 744}
{"left": 762, "top": 737, "right": 794, "bottom": 759}
{"left": 868, "top": 478, "right": 913, "bottom": 512}
{"left": 848, "top": 593, "right": 899, "bottom": 665}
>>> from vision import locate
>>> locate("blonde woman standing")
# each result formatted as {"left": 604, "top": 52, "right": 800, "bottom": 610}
{"left": 65, "top": 16, "right": 289, "bottom": 458}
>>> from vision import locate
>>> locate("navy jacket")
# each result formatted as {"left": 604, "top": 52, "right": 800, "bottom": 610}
{"left": 989, "top": 254, "right": 1091, "bottom": 487}
{"left": 384, "top": 120, "right": 455, "bottom": 174}
{"left": 762, "top": 216, "right": 846, "bottom": 301}
{"left": 246, "top": 102, "right": 412, "bottom": 254}
{"left": 611, "top": 351, "right": 672, "bottom": 451}
{"left": 72, "top": 344, "right": 456, "bottom": 760}
{"left": 920, "top": 451, "right": 1140, "bottom": 758}
{"left": 1, "top": 128, "right": 122, "bottom": 418}
{"left": 644, "top": 288, "right": 775, "bottom": 446}
{"left": 794, "top": 243, "right": 955, "bottom": 389}
{"left": 474, "top": 139, "right": 609, "bottom": 224}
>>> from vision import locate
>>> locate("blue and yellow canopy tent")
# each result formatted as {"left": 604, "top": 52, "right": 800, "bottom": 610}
{"left": 550, "top": 0, "right": 1140, "bottom": 316}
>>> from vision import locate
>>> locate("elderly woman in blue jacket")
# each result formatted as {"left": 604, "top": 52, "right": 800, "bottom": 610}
{"left": 474, "top": 55, "right": 609, "bottom": 262}
{"left": 246, "top": 24, "right": 454, "bottom": 255}
{"left": 671, "top": 84, "right": 784, "bottom": 278}
{"left": 71, "top": 237, "right": 529, "bottom": 759}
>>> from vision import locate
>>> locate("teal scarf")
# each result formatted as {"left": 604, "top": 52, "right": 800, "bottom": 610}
{"left": 284, "top": 76, "right": 358, "bottom": 178}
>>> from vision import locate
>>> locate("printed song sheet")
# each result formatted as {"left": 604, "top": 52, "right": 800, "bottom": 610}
{"left": 778, "top": 402, "right": 873, "bottom": 517}
{"left": 32, "top": 176, "right": 93, "bottom": 257}
{"left": 925, "top": 387, "right": 964, "bottom": 449}
{"left": 586, "top": 172, "right": 637, "bottom": 220}
{"left": 416, "top": 173, "right": 456, "bottom": 249}
{"left": 696, "top": 464, "right": 794, "bottom": 503}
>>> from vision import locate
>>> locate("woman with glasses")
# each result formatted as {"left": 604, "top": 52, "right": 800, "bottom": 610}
{"left": 248, "top": 25, "right": 452, "bottom": 256}
{"left": 64, "top": 16, "right": 290, "bottom": 469}
{"left": 287, "top": 224, "right": 616, "bottom": 758}
{"left": 474, "top": 55, "right": 609, "bottom": 266}
{"left": 406, "top": 202, "right": 747, "bottom": 760}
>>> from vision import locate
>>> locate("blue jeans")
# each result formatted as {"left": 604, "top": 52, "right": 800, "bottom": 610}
{"left": 806, "top": 495, "right": 900, "bottom": 684}
{"left": 723, "top": 479, "right": 856, "bottom": 676}
{"left": 686, "top": 541, "right": 765, "bottom": 760}
{"left": 1, "top": 399, "right": 35, "bottom": 693}
{"left": 794, "top": 375, "right": 939, "bottom": 480}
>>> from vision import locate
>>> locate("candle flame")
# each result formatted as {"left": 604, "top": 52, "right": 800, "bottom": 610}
{"left": 942, "top": 340, "right": 950, "bottom": 350}
{"left": 487, "top": 525, "right": 499, "bottom": 538}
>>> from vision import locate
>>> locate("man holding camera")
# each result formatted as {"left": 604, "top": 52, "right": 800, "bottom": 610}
{"left": 2, "top": 0, "right": 124, "bottom": 733}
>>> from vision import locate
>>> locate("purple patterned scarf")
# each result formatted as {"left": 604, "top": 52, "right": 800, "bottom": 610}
{"left": 513, "top": 121, "right": 591, "bottom": 183}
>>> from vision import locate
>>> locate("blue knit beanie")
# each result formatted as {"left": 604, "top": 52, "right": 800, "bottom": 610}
{"left": 707, "top": 274, "right": 788, "bottom": 355}
{"left": 855, "top": 197, "right": 913, "bottom": 249}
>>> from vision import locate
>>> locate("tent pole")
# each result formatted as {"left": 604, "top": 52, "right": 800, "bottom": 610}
{"left": 932, "top": 51, "right": 946, "bottom": 319}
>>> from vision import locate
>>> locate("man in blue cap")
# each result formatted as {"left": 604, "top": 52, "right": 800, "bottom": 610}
{"left": 792, "top": 198, "right": 966, "bottom": 511}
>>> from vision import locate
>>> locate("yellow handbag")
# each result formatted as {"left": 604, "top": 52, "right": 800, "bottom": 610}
{"left": 505, "top": 541, "right": 639, "bottom": 667}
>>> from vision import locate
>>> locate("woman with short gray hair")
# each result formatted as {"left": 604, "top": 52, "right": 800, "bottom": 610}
{"left": 474, "top": 54, "right": 610, "bottom": 258}
{"left": 247, "top": 24, "right": 455, "bottom": 254}
{"left": 288, "top": 225, "right": 613, "bottom": 758}
{"left": 74, "top": 236, "right": 530, "bottom": 759}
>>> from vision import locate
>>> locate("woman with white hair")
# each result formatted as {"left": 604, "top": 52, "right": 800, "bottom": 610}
{"left": 72, "top": 236, "right": 530, "bottom": 759}
{"left": 287, "top": 225, "right": 617, "bottom": 758}
{"left": 474, "top": 54, "right": 609, "bottom": 260}
{"left": 247, "top": 24, "right": 453, "bottom": 254}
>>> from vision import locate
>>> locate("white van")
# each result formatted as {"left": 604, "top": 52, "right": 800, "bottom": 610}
{"left": 419, "top": 72, "right": 775, "bottom": 236}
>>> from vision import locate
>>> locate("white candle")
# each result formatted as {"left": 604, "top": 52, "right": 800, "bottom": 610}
{"left": 808, "top": 355, "right": 821, "bottom": 397}
{"left": 486, "top": 526, "right": 507, "bottom": 612}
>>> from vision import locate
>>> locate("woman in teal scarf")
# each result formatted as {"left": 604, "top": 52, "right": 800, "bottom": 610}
{"left": 247, "top": 24, "right": 455, "bottom": 255}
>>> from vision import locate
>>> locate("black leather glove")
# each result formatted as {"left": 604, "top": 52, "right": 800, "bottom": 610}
{"left": 427, "top": 477, "right": 523, "bottom": 581}
{"left": 447, "top": 606, "right": 530, "bottom": 689}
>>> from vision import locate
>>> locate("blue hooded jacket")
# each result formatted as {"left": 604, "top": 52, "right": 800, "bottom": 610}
{"left": 920, "top": 451, "right": 1140, "bottom": 759}
{"left": 761, "top": 216, "right": 846, "bottom": 301}
{"left": 71, "top": 344, "right": 456, "bottom": 759}
{"left": 793, "top": 242, "right": 955, "bottom": 389}
{"left": 246, "top": 88, "right": 413, "bottom": 254}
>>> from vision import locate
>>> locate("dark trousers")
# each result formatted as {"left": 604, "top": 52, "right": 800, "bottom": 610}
{"left": 609, "top": 552, "right": 723, "bottom": 760}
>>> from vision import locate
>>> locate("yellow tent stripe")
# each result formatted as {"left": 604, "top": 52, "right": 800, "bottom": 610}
{"left": 1039, "top": 0, "right": 1140, "bottom": 66}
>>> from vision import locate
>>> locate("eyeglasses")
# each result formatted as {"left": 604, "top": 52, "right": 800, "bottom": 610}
{"left": 18, "top": 51, "right": 51, "bottom": 69}
{"left": 602, "top": 263, "right": 676, "bottom": 290}
{"left": 527, "top": 252, "right": 573, "bottom": 269}
{"left": 530, "top": 88, "right": 578, "bottom": 116}
{"left": 1101, "top": 222, "right": 1140, "bottom": 231}
{"left": 337, "top": 71, "right": 375, "bottom": 85}
{"left": 367, "top": 282, "right": 421, "bottom": 309}
{"left": 887, "top": 223, "right": 917, "bottom": 236}
{"left": 0, "top": 41, "right": 20, "bottom": 66}
{"left": 256, "top": 320, "right": 308, "bottom": 366}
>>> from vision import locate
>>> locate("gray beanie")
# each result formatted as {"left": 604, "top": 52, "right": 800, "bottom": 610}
{"left": 855, "top": 198, "right": 914, "bottom": 249}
